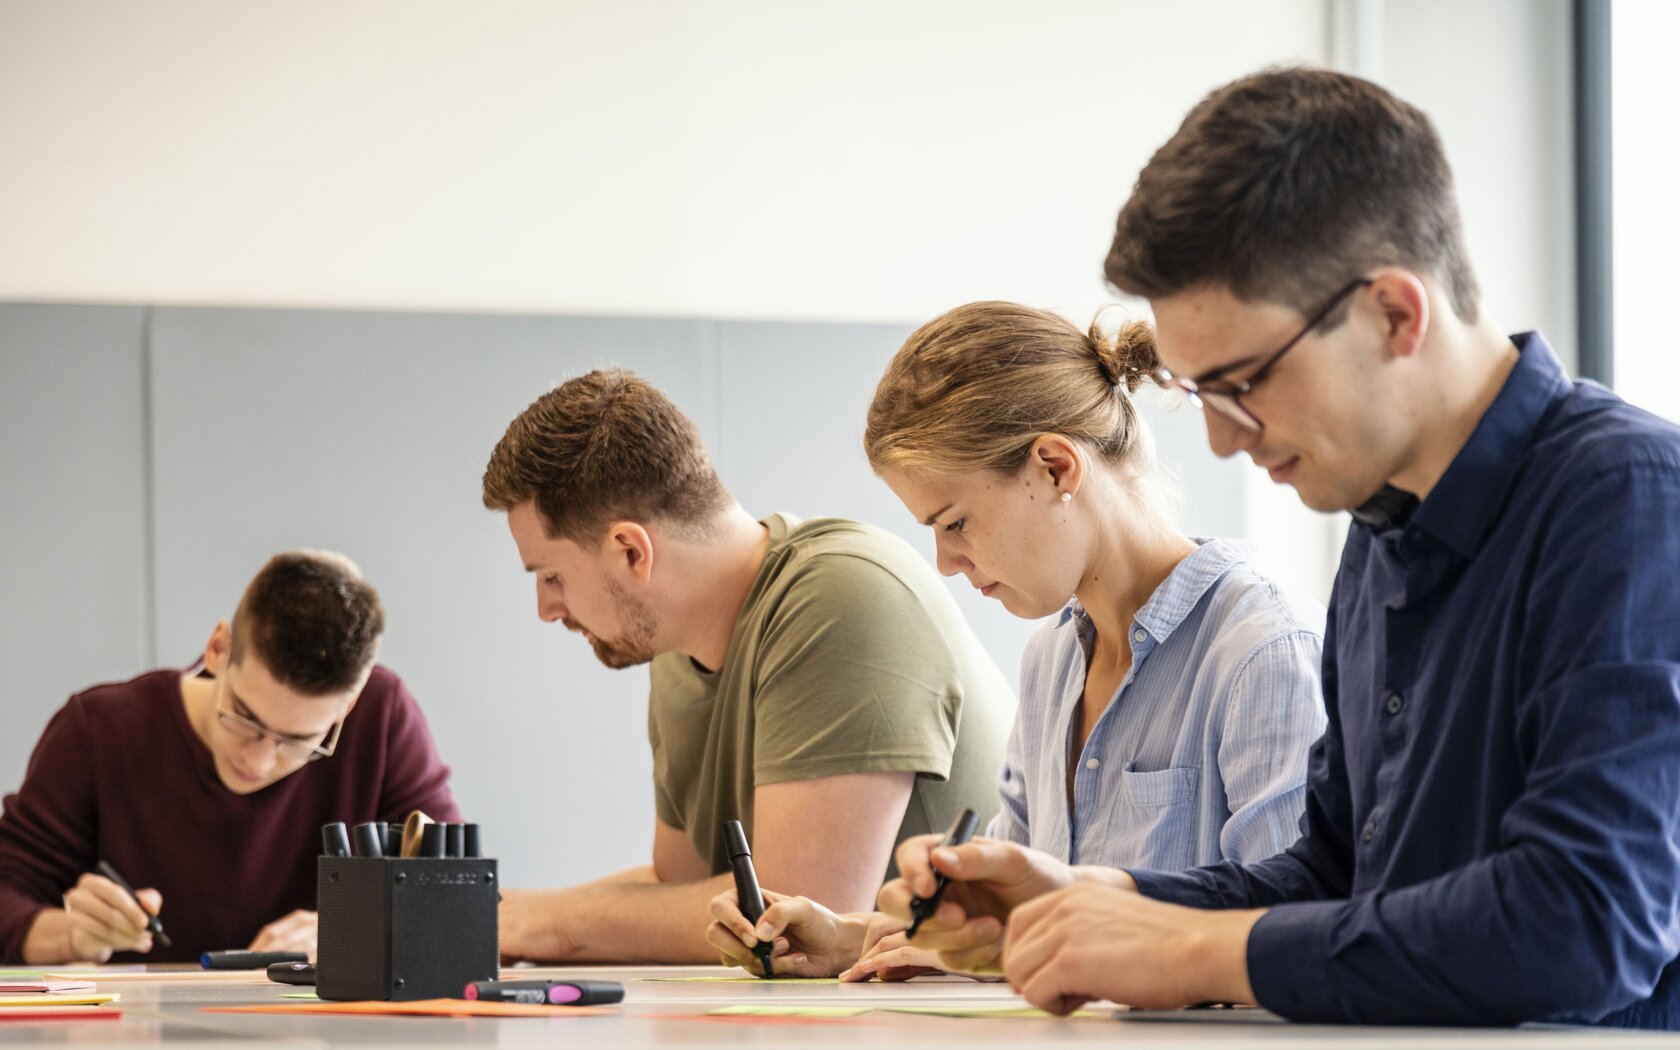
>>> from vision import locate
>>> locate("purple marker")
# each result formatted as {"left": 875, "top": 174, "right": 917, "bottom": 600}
{"left": 462, "top": 979, "right": 623, "bottom": 1005}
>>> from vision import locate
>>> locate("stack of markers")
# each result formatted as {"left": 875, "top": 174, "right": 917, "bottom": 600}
{"left": 319, "top": 815, "right": 482, "bottom": 858}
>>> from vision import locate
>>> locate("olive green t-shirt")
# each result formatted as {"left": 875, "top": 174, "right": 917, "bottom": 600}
{"left": 649, "top": 514, "right": 1014, "bottom": 876}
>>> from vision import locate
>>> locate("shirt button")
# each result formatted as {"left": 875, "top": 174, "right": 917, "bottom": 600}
{"left": 1362, "top": 821, "right": 1376, "bottom": 843}
{"left": 1086, "top": 758, "right": 1101, "bottom": 770}
{"left": 1385, "top": 692, "right": 1404, "bottom": 715}
{"left": 1132, "top": 628, "right": 1147, "bottom": 643}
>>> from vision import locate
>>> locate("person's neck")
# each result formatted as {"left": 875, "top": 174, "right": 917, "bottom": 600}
{"left": 1073, "top": 491, "right": 1198, "bottom": 662}
{"left": 662, "top": 507, "right": 772, "bottom": 673}
{"left": 1390, "top": 318, "right": 1521, "bottom": 501}
{"left": 177, "top": 671, "right": 216, "bottom": 748}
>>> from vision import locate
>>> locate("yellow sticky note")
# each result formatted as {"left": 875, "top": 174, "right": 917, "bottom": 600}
{"left": 0, "top": 993, "right": 120, "bottom": 1008}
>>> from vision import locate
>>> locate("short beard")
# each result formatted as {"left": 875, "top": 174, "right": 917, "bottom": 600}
{"left": 570, "top": 583, "right": 659, "bottom": 670}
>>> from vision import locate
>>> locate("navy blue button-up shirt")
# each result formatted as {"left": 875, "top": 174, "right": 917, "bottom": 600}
{"left": 1131, "top": 332, "right": 1680, "bottom": 1028}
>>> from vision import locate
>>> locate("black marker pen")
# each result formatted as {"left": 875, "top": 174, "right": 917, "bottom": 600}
{"left": 202, "top": 949, "right": 307, "bottom": 970}
{"left": 463, "top": 979, "right": 623, "bottom": 1005}
{"left": 95, "top": 860, "right": 172, "bottom": 948}
{"left": 905, "top": 807, "right": 979, "bottom": 939}
{"left": 352, "top": 822, "right": 384, "bottom": 858}
{"left": 722, "top": 820, "right": 776, "bottom": 978}
{"left": 320, "top": 823, "right": 351, "bottom": 858}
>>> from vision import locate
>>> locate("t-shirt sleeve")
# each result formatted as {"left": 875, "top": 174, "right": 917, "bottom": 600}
{"left": 750, "top": 553, "right": 963, "bottom": 785}
{"left": 373, "top": 672, "right": 462, "bottom": 824}
{"left": 0, "top": 702, "right": 99, "bottom": 963}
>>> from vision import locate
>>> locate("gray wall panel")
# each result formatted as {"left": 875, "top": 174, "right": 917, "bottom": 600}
{"left": 147, "top": 307, "right": 714, "bottom": 887}
{"left": 0, "top": 305, "right": 149, "bottom": 785}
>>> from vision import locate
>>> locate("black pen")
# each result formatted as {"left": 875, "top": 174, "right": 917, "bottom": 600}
{"left": 202, "top": 949, "right": 307, "bottom": 970}
{"left": 94, "top": 860, "right": 171, "bottom": 949}
{"left": 905, "top": 808, "right": 979, "bottom": 939}
{"left": 722, "top": 820, "right": 776, "bottom": 978}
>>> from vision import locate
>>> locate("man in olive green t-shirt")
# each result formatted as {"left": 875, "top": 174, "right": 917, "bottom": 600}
{"left": 650, "top": 512, "right": 1009, "bottom": 876}
{"left": 482, "top": 369, "right": 1013, "bottom": 965}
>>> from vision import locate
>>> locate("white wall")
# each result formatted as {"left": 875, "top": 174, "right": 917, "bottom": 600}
{"left": 0, "top": 0, "right": 1324, "bottom": 324}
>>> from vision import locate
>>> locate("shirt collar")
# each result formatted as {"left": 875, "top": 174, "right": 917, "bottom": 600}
{"left": 1406, "top": 331, "right": 1571, "bottom": 558}
{"left": 1057, "top": 538, "right": 1250, "bottom": 647}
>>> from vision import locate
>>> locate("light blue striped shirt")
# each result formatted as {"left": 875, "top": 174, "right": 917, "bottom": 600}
{"left": 988, "top": 538, "right": 1326, "bottom": 871}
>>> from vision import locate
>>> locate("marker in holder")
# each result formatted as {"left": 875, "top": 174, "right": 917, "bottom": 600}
{"left": 316, "top": 837, "right": 498, "bottom": 1001}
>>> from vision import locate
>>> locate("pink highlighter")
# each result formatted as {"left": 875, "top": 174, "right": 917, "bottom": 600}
{"left": 462, "top": 979, "right": 624, "bottom": 1006}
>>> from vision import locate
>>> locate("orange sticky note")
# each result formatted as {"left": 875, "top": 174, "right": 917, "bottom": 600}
{"left": 203, "top": 998, "right": 614, "bottom": 1018}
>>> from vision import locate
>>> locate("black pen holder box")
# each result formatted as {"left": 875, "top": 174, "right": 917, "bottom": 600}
{"left": 316, "top": 856, "right": 498, "bottom": 1001}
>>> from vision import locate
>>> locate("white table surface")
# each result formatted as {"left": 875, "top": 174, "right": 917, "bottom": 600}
{"left": 6, "top": 964, "right": 1680, "bottom": 1048}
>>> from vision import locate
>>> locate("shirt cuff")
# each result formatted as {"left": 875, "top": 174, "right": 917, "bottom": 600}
{"left": 1126, "top": 867, "right": 1236, "bottom": 910}
{"left": 1246, "top": 900, "right": 1345, "bottom": 1022}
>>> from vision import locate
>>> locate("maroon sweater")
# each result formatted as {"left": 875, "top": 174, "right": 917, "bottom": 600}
{"left": 0, "top": 665, "right": 459, "bottom": 963}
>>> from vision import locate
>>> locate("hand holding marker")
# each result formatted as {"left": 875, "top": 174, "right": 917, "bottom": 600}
{"left": 723, "top": 820, "right": 776, "bottom": 978}
{"left": 94, "top": 860, "right": 171, "bottom": 949}
{"left": 905, "top": 808, "right": 979, "bottom": 939}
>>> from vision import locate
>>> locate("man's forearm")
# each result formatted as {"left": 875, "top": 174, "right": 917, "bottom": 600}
{"left": 501, "top": 871, "right": 735, "bottom": 964}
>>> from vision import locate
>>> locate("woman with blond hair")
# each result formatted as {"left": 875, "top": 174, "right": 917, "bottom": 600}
{"left": 707, "top": 301, "right": 1326, "bottom": 979}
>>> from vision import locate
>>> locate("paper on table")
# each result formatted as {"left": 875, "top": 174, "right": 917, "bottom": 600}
{"left": 0, "top": 966, "right": 142, "bottom": 978}
{"left": 44, "top": 969, "right": 264, "bottom": 982}
{"left": 706, "top": 1004, "right": 1103, "bottom": 1019}
{"left": 0, "top": 1005, "right": 121, "bottom": 1021}
{"left": 204, "top": 998, "right": 615, "bottom": 1018}
{"left": 0, "top": 993, "right": 120, "bottom": 1007}
{"left": 709, "top": 1005, "right": 872, "bottom": 1017}
{"left": 0, "top": 981, "right": 96, "bottom": 993}
{"left": 645, "top": 975, "right": 840, "bottom": 983}
{"left": 883, "top": 1005, "right": 1105, "bottom": 1019}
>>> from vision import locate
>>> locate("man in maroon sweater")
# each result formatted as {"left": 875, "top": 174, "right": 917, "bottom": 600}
{"left": 0, "top": 550, "right": 459, "bottom": 965}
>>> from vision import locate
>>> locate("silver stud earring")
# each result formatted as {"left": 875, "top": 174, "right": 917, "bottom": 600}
{"left": 1059, "top": 492, "right": 1072, "bottom": 504}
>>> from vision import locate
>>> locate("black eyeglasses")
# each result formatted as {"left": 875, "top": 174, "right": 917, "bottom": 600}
{"left": 1158, "top": 278, "right": 1372, "bottom": 434}
{"left": 214, "top": 674, "right": 346, "bottom": 763}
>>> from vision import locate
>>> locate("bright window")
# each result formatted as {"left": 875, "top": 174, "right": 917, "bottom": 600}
{"left": 1610, "top": 0, "right": 1680, "bottom": 419}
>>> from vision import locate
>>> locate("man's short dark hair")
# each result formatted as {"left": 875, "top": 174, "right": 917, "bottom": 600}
{"left": 481, "top": 369, "right": 733, "bottom": 542}
{"left": 1106, "top": 66, "right": 1480, "bottom": 324}
{"left": 229, "top": 551, "right": 384, "bottom": 695}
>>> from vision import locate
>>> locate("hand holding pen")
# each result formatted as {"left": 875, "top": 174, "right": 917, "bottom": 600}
{"left": 722, "top": 820, "right": 777, "bottom": 978}
{"left": 51, "top": 861, "right": 167, "bottom": 963}
{"left": 875, "top": 815, "right": 1079, "bottom": 975}
{"left": 706, "top": 886, "right": 867, "bottom": 978}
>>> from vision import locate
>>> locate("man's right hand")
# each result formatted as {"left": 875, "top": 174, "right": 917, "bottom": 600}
{"left": 875, "top": 836, "right": 1077, "bottom": 964}
{"left": 705, "top": 888, "right": 867, "bottom": 978}
{"left": 24, "top": 872, "right": 162, "bottom": 964}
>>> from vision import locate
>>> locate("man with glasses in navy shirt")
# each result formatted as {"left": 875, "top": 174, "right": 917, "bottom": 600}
{"left": 0, "top": 550, "right": 458, "bottom": 964}
{"left": 879, "top": 67, "right": 1680, "bottom": 1029}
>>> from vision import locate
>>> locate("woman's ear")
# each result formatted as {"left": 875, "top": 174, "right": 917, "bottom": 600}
{"left": 1029, "top": 433, "right": 1084, "bottom": 501}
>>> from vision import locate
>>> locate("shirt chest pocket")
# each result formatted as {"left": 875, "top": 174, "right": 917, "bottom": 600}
{"left": 1116, "top": 765, "right": 1198, "bottom": 806}
{"left": 1112, "top": 765, "right": 1201, "bottom": 871}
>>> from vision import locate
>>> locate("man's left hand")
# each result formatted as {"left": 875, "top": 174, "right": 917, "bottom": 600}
{"left": 248, "top": 909, "right": 319, "bottom": 959}
{"left": 1002, "top": 883, "right": 1263, "bottom": 1014}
